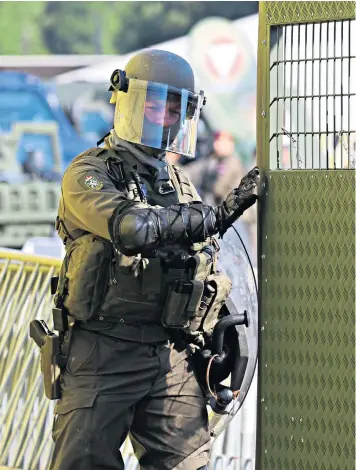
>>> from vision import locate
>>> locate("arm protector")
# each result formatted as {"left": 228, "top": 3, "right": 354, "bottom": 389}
{"left": 109, "top": 201, "right": 219, "bottom": 256}
{"left": 108, "top": 167, "right": 259, "bottom": 256}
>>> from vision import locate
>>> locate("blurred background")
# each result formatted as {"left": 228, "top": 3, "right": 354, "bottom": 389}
{"left": 0, "top": 1, "right": 260, "bottom": 267}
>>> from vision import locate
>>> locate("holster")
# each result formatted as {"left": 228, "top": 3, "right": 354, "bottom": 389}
{"left": 29, "top": 320, "right": 66, "bottom": 400}
{"left": 29, "top": 273, "right": 73, "bottom": 400}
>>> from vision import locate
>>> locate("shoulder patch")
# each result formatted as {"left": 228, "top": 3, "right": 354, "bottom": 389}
{"left": 78, "top": 173, "right": 104, "bottom": 191}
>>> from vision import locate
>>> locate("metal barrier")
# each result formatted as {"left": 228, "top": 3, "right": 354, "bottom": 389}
{"left": 0, "top": 250, "right": 61, "bottom": 469}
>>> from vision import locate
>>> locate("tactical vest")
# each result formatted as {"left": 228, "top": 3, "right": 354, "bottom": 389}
{"left": 55, "top": 147, "right": 230, "bottom": 343}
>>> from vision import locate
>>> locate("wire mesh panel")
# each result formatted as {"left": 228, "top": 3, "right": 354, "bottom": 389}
{"left": 269, "top": 19, "right": 355, "bottom": 170}
{"left": 256, "top": 2, "right": 355, "bottom": 470}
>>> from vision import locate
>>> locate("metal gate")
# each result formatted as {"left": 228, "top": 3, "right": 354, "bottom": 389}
{"left": 256, "top": 2, "right": 355, "bottom": 469}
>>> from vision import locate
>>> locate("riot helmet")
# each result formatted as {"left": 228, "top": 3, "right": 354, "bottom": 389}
{"left": 109, "top": 49, "right": 206, "bottom": 158}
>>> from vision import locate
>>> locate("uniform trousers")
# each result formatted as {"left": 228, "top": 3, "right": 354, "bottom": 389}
{"left": 50, "top": 326, "right": 211, "bottom": 470}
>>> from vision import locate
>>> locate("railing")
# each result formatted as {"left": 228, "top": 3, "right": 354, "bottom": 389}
{"left": 0, "top": 251, "right": 61, "bottom": 469}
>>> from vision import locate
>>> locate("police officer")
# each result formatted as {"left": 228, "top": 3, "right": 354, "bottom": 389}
{"left": 50, "top": 49, "right": 259, "bottom": 470}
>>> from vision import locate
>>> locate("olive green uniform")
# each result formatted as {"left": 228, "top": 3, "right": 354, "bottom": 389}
{"left": 50, "top": 147, "right": 211, "bottom": 470}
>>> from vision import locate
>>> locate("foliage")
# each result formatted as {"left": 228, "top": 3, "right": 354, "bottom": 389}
{"left": 0, "top": 1, "right": 258, "bottom": 55}
{"left": 112, "top": 2, "right": 258, "bottom": 54}
{"left": 0, "top": 2, "right": 48, "bottom": 54}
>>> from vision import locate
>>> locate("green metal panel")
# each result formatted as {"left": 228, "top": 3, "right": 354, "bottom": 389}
{"left": 265, "top": 1, "right": 356, "bottom": 25}
{"left": 257, "top": 171, "right": 355, "bottom": 469}
{"left": 256, "top": 2, "right": 355, "bottom": 469}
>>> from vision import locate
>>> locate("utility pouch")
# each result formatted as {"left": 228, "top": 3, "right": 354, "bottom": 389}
{"left": 200, "top": 273, "right": 232, "bottom": 335}
{"left": 185, "top": 280, "right": 205, "bottom": 320}
{"left": 63, "top": 234, "right": 113, "bottom": 321}
{"left": 29, "top": 320, "right": 66, "bottom": 400}
{"left": 161, "top": 280, "right": 194, "bottom": 328}
{"left": 188, "top": 281, "right": 215, "bottom": 332}
{"left": 161, "top": 241, "right": 222, "bottom": 331}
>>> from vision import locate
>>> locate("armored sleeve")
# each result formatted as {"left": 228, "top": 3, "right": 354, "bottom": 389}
{"left": 109, "top": 201, "right": 218, "bottom": 256}
{"left": 61, "top": 156, "right": 131, "bottom": 240}
{"left": 109, "top": 166, "right": 259, "bottom": 256}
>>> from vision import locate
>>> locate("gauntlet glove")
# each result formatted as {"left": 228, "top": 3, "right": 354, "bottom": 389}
{"left": 215, "top": 166, "right": 260, "bottom": 236}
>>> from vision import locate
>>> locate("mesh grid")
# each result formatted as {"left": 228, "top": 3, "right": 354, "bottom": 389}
{"left": 269, "top": 19, "right": 355, "bottom": 169}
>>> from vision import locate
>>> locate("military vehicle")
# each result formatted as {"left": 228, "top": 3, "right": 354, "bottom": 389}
{"left": 0, "top": 71, "right": 91, "bottom": 248}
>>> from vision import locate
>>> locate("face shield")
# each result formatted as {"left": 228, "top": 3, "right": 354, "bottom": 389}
{"left": 110, "top": 70, "right": 206, "bottom": 158}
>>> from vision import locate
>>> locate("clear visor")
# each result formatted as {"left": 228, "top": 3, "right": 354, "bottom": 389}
{"left": 114, "top": 78, "right": 204, "bottom": 158}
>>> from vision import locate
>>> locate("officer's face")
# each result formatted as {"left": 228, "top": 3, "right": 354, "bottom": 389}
{"left": 145, "top": 99, "right": 181, "bottom": 127}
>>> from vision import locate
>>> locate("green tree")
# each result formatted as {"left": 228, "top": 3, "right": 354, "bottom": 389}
{"left": 41, "top": 1, "right": 130, "bottom": 54}
{"left": 0, "top": 1, "right": 48, "bottom": 54}
{"left": 0, "top": 1, "right": 258, "bottom": 55}
{"left": 42, "top": 2, "right": 99, "bottom": 54}
{"left": 41, "top": 1, "right": 257, "bottom": 55}
{"left": 111, "top": 2, "right": 258, "bottom": 54}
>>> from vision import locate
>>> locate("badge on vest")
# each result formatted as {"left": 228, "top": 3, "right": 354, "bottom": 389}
{"left": 78, "top": 174, "right": 104, "bottom": 190}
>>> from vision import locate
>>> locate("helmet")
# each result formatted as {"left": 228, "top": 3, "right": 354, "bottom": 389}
{"left": 109, "top": 49, "right": 207, "bottom": 158}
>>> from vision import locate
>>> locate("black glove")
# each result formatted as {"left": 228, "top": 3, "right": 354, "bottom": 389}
{"left": 215, "top": 166, "right": 260, "bottom": 236}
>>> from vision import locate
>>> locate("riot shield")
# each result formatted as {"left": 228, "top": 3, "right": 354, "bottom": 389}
{"left": 208, "top": 224, "right": 258, "bottom": 438}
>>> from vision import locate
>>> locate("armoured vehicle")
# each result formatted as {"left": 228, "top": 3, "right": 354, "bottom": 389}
{"left": 0, "top": 71, "right": 91, "bottom": 248}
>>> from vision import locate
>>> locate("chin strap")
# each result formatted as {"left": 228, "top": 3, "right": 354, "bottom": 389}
{"left": 97, "top": 130, "right": 111, "bottom": 146}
